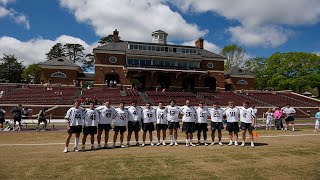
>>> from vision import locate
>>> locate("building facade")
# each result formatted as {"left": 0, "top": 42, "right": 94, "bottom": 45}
{"left": 94, "top": 30, "right": 226, "bottom": 91}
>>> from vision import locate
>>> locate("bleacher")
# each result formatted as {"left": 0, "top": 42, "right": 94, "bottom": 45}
{"left": 146, "top": 91, "right": 202, "bottom": 106}
{"left": 0, "top": 85, "right": 80, "bottom": 105}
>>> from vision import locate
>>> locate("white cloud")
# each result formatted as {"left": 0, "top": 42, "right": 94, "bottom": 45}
{"left": 0, "top": 36, "right": 97, "bottom": 65}
{"left": 0, "top": 0, "right": 30, "bottom": 29}
{"left": 170, "top": 0, "right": 320, "bottom": 47}
{"left": 59, "top": 0, "right": 207, "bottom": 42}
{"left": 181, "top": 40, "right": 220, "bottom": 54}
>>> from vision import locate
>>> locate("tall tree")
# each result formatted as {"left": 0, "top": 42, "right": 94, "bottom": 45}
{"left": 220, "top": 44, "right": 246, "bottom": 70}
{"left": 63, "top": 43, "right": 85, "bottom": 63}
{"left": 22, "top": 64, "right": 41, "bottom": 83}
{"left": 45, "top": 43, "right": 64, "bottom": 60}
{"left": 0, "top": 54, "right": 24, "bottom": 83}
{"left": 98, "top": 34, "right": 113, "bottom": 45}
{"left": 243, "top": 57, "right": 267, "bottom": 90}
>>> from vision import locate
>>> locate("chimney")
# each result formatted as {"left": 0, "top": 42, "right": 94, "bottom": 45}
{"left": 113, "top": 29, "right": 119, "bottom": 42}
{"left": 195, "top": 38, "right": 204, "bottom": 49}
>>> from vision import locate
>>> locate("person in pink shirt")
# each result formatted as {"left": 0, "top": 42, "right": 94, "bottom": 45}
{"left": 274, "top": 106, "right": 283, "bottom": 130}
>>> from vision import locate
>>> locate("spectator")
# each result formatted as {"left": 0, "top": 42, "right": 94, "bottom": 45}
{"left": 0, "top": 107, "right": 6, "bottom": 131}
{"left": 40, "top": 78, "right": 44, "bottom": 85}
{"left": 314, "top": 108, "right": 320, "bottom": 132}
{"left": 110, "top": 80, "right": 114, "bottom": 87}
{"left": 282, "top": 104, "right": 296, "bottom": 131}
{"left": 265, "top": 108, "right": 273, "bottom": 130}
{"left": 274, "top": 106, "right": 283, "bottom": 130}
{"left": 113, "top": 80, "right": 117, "bottom": 86}
{"left": 22, "top": 107, "right": 32, "bottom": 119}
{"left": 11, "top": 104, "right": 22, "bottom": 131}
{"left": 0, "top": 90, "right": 4, "bottom": 98}
{"left": 37, "top": 108, "right": 48, "bottom": 131}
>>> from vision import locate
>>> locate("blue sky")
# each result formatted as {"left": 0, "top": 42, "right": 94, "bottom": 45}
{"left": 0, "top": 0, "right": 320, "bottom": 65}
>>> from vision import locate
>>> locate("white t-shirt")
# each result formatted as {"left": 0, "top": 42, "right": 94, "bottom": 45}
{"left": 181, "top": 106, "right": 196, "bottom": 123}
{"left": 143, "top": 108, "right": 156, "bottom": 123}
{"left": 265, "top": 112, "right": 273, "bottom": 121}
{"left": 96, "top": 106, "right": 117, "bottom": 124}
{"left": 83, "top": 109, "right": 99, "bottom": 127}
{"left": 156, "top": 108, "right": 168, "bottom": 124}
{"left": 239, "top": 107, "right": 255, "bottom": 123}
{"left": 196, "top": 107, "right": 209, "bottom": 124}
{"left": 224, "top": 107, "right": 240, "bottom": 123}
{"left": 65, "top": 107, "right": 84, "bottom": 126}
{"left": 209, "top": 108, "right": 224, "bottom": 122}
{"left": 166, "top": 106, "right": 181, "bottom": 122}
{"left": 114, "top": 108, "right": 129, "bottom": 126}
{"left": 282, "top": 107, "right": 296, "bottom": 117}
{"left": 127, "top": 106, "right": 143, "bottom": 122}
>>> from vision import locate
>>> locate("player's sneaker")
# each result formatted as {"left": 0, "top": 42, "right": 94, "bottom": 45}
{"left": 135, "top": 142, "right": 140, "bottom": 146}
{"left": 204, "top": 143, "right": 209, "bottom": 146}
{"left": 104, "top": 144, "right": 109, "bottom": 149}
{"left": 284, "top": 128, "right": 287, "bottom": 131}
{"left": 189, "top": 143, "right": 196, "bottom": 147}
{"left": 73, "top": 147, "right": 79, "bottom": 152}
{"left": 241, "top": 142, "right": 245, "bottom": 147}
{"left": 185, "top": 143, "right": 189, "bottom": 147}
{"left": 156, "top": 142, "right": 161, "bottom": 146}
{"left": 82, "top": 146, "right": 86, "bottom": 152}
{"left": 162, "top": 141, "right": 166, "bottom": 146}
{"left": 12, "top": 128, "right": 15, "bottom": 131}
{"left": 228, "top": 142, "right": 233, "bottom": 146}
{"left": 63, "top": 148, "right": 68, "bottom": 153}
{"left": 150, "top": 142, "right": 155, "bottom": 146}
{"left": 196, "top": 142, "right": 201, "bottom": 146}
{"left": 211, "top": 142, "right": 215, "bottom": 146}
{"left": 111, "top": 144, "right": 116, "bottom": 149}
{"left": 121, "top": 144, "right": 126, "bottom": 148}
{"left": 234, "top": 141, "right": 238, "bottom": 146}
{"left": 218, "top": 142, "right": 223, "bottom": 146}
{"left": 90, "top": 146, "right": 95, "bottom": 150}
{"left": 97, "top": 144, "right": 101, "bottom": 149}
{"left": 292, "top": 128, "right": 295, "bottom": 132}
{"left": 251, "top": 142, "right": 255, "bottom": 147}
{"left": 174, "top": 141, "right": 178, "bottom": 146}
{"left": 141, "top": 143, "right": 145, "bottom": 147}
{"left": 126, "top": 144, "right": 130, "bottom": 148}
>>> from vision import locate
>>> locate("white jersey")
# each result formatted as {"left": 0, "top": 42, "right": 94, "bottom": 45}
{"left": 143, "top": 108, "right": 156, "bottom": 123}
{"left": 166, "top": 106, "right": 181, "bottom": 122}
{"left": 265, "top": 112, "right": 273, "bottom": 121}
{"left": 65, "top": 107, "right": 84, "bottom": 126}
{"left": 83, "top": 109, "right": 99, "bottom": 127}
{"left": 239, "top": 107, "right": 255, "bottom": 123}
{"left": 209, "top": 108, "right": 224, "bottom": 122}
{"left": 156, "top": 108, "right": 168, "bottom": 124}
{"left": 224, "top": 107, "right": 240, "bottom": 123}
{"left": 282, "top": 107, "right": 296, "bottom": 117}
{"left": 196, "top": 107, "right": 209, "bottom": 123}
{"left": 114, "top": 108, "right": 129, "bottom": 126}
{"left": 127, "top": 106, "right": 143, "bottom": 122}
{"left": 96, "top": 106, "right": 117, "bottom": 124}
{"left": 181, "top": 106, "right": 196, "bottom": 122}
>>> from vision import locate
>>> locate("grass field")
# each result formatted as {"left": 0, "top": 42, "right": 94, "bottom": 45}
{"left": 0, "top": 125, "right": 319, "bottom": 180}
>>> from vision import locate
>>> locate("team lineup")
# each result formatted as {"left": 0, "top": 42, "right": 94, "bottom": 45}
{"left": 63, "top": 99, "right": 260, "bottom": 153}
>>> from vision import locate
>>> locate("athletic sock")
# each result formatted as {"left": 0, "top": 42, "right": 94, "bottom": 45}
{"left": 185, "top": 139, "right": 189, "bottom": 144}
{"left": 204, "top": 140, "right": 206, "bottom": 143}
{"left": 229, "top": 140, "right": 232, "bottom": 143}
{"left": 75, "top": 138, "right": 79, "bottom": 148}
{"left": 170, "top": 135, "right": 173, "bottom": 143}
{"left": 91, "top": 144, "right": 94, "bottom": 147}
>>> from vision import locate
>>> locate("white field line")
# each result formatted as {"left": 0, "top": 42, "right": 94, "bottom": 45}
{"left": 0, "top": 133, "right": 319, "bottom": 147}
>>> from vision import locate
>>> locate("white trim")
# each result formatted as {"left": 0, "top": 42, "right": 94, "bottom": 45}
{"left": 95, "top": 64, "right": 124, "bottom": 68}
{"left": 207, "top": 70, "right": 224, "bottom": 73}
{"left": 203, "top": 57, "right": 225, "bottom": 61}
{"left": 237, "top": 79, "right": 248, "bottom": 85}
{"left": 126, "top": 67, "right": 207, "bottom": 74}
{"left": 39, "top": 65, "right": 80, "bottom": 71}
{"left": 51, "top": 72, "right": 67, "bottom": 78}
{"left": 93, "top": 49, "right": 126, "bottom": 54}
{"left": 229, "top": 74, "right": 255, "bottom": 78}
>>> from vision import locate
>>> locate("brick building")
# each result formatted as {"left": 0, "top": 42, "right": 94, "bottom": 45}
{"left": 224, "top": 67, "right": 255, "bottom": 90}
{"left": 93, "top": 30, "right": 227, "bottom": 91}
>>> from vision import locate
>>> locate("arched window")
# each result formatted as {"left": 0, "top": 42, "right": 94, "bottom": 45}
{"left": 237, "top": 79, "right": 248, "bottom": 85}
{"left": 51, "top": 72, "right": 67, "bottom": 78}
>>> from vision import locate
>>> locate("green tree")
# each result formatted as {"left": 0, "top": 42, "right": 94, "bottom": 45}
{"left": 98, "top": 34, "right": 113, "bottom": 45}
{"left": 63, "top": 43, "right": 85, "bottom": 63}
{"left": 22, "top": 64, "right": 41, "bottom": 83}
{"left": 220, "top": 44, "right": 246, "bottom": 70}
{"left": 257, "top": 52, "right": 320, "bottom": 94}
{"left": 0, "top": 54, "right": 24, "bottom": 83}
{"left": 243, "top": 57, "right": 267, "bottom": 90}
{"left": 46, "top": 43, "right": 64, "bottom": 60}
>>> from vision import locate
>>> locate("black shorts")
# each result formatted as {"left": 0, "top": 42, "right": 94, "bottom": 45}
{"left": 168, "top": 122, "right": 180, "bottom": 130}
{"left": 114, "top": 126, "right": 127, "bottom": 133}
{"left": 285, "top": 116, "right": 294, "bottom": 122}
{"left": 226, "top": 122, "right": 239, "bottom": 133}
{"left": 0, "top": 118, "right": 5, "bottom": 123}
{"left": 241, "top": 122, "right": 253, "bottom": 131}
{"left": 128, "top": 121, "right": 141, "bottom": 132}
{"left": 98, "top": 124, "right": 112, "bottom": 131}
{"left": 211, "top": 122, "right": 223, "bottom": 131}
{"left": 196, "top": 123, "right": 208, "bottom": 132}
{"left": 83, "top": 126, "right": 97, "bottom": 135}
{"left": 38, "top": 118, "right": 47, "bottom": 123}
{"left": 182, "top": 122, "right": 195, "bottom": 133}
{"left": 143, "top": 122, "right": 155, "bottom": 132}
{"left": 156, "top": 124, "right": 168, "bottom": 131}
{"left": 68, "top": 125, "right": 82, "bottom": 134}
{"left": 13, "top": 117, "right": 21, "bottom": 122}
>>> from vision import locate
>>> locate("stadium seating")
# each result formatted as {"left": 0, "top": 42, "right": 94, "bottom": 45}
{"left": 146, "top": 91, "right": 203, "bottom": 106}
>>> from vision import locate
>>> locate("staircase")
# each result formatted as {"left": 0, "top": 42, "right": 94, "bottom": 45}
{"left": 139, "top": 92, "right": 152, "bottom": 105}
